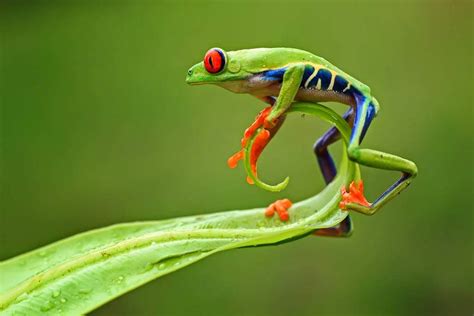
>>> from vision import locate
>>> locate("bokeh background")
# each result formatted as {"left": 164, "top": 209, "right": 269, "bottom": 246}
{"left": 1, "top": 1, "right": 472, "bottom": 315}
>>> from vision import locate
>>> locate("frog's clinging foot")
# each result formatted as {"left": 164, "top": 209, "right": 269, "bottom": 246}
{"left": 339, "top": 180, "right": 370, "bottom": 210}
{"left": 265, "top": 199, "right": 292, "bottom": 222}
{"left": 227, "top": 106, "right": 286, "bottom": 186}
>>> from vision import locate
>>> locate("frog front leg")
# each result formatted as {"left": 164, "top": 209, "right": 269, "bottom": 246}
{"left": 342, "top": 94, "right": 418, "bottom": 215}
{"left": 264, "top": 63, "right": 306, "bottom": 127}
{"left": 313, "top": 216, "right": 353, "bottom": 237}
{"left": 314, "top": 108, "right": 354, "bottom": 183}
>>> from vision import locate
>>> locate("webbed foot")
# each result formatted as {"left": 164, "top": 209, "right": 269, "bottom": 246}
{"left": 265, "top": 199, "right": 292, "bottom": 222}
{"left": 227, "top": 106, "right": 285, "bottom": 185}
{"left": 339, "top": 180, "right": 370, "bottom": 210}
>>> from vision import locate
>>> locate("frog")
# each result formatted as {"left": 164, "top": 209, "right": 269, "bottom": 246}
{"left": 186, "top": 47, "right": 417, "bottom": 237}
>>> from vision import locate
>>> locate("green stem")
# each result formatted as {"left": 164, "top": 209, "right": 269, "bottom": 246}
{"left": 244, "top": 102, "right": 357, "bottom": 191}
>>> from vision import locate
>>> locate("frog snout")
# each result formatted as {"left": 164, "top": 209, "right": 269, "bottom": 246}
{"left": 185, "top": 68, "right": 193, "bottom": 83}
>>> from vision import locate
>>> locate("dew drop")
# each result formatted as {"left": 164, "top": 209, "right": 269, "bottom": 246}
{"left": 52, "top": 290, "right": 60, "bottom": 298}
{"left": 60, "top": 298, "right": 67, "bottom": 303}
{"left": 15, "top": 292, "right": 28, "bottom": 303}
{"left": 40, "top": 301, "right": 54, "bottom": 312}
{"left": 158, "top": 263, "right": 166, "bottom": 270}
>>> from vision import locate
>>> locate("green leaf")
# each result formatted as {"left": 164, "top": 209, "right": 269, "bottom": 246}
{"left": 0, "top": 102, "right": 358, "bottom": 315}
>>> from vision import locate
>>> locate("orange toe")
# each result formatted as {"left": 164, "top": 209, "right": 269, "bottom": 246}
{"left": 227, "top": 106, "right": 274, "bottom": 186}
{"left": 340, "top": 180, "right": 370, "bottom": 209}
{"left": 265, "top": 204, "right": 275, "bottom": 217}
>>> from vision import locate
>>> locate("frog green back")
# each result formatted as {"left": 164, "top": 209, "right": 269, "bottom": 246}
{"left": 228, "top": 48, "right": 371, "bottom": 94}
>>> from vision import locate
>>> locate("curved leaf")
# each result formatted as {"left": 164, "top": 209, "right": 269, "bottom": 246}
{"left": 0, "top": 102, "right": 358, "bottom": 315}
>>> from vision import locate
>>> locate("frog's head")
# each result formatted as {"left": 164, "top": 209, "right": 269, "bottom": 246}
{"left": 186, "top": 48, "right": 250, "bottom": 85}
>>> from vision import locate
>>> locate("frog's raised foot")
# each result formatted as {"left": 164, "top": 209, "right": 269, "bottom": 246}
{"left": 188, "top": 48, "right": 418, "bottom": 218}
{"left": 227, "top": 106, "right": 273, "bottom": 177}
{"left": 339, "top": 180, "right": 370, "bottom": 209}
{"left": 265, "top": 199, "right": 292, "bottom": 222}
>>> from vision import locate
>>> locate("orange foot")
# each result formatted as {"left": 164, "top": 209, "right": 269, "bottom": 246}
{"left": 265, "top": 199, "right": 292, "bottom": 222}
{"left": 339, "top": 180, "right": 371, "bottom": 209}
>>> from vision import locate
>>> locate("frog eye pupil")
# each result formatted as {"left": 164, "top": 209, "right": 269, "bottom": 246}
{"left": 204, "top": 48, "right": 226, "bottom": 74}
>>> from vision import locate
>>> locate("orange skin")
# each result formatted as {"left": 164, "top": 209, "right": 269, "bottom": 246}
{"left": 339, "top": 180, "right": 370, "bottom": 209}
{"left": 265, "top": 199, "right": 292, "bottom": 222}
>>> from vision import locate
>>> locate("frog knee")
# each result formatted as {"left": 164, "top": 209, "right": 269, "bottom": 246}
{"left": 347, "top": 146, "right": 360, "bottom": 161}
{"left": 408, "top": 162, "right": 418, "bottom": 178}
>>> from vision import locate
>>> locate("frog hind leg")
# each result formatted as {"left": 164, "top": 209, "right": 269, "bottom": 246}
{"left": 312, "top": 108, "right": 356, "bottom": 237}
{"left": 342, "top": 94, "right": 418, "bottom": 215}
{"left": 313, "top": 215, "right": 353, "bottom": 237}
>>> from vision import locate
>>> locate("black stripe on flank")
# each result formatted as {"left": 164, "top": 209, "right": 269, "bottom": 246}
{"left": 333, "top": 75, "right": 349, "bottom": 93}
{"left": 300, "top": 65, "right": 315, "bottom": 87}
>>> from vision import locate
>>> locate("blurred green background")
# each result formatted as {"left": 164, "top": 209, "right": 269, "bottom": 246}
{"left": 1, "top": 1, "right": 472, "bottom": 315}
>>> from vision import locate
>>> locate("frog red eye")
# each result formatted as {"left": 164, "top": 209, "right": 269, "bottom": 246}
{"left": 204, "top": 48, "right": 226, "bottom": 74}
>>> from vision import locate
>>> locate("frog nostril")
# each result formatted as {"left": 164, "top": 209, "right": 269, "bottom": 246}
{"left": 187, "top": 69, "right": 193, "bottom": 76}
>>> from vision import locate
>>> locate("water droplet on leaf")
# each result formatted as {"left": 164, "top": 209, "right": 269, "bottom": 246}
{"left": 40, "top": 301, "right": 54, "bottom": 312}
{"left": 79, "top": 287, "right": 92, "bottom": 294}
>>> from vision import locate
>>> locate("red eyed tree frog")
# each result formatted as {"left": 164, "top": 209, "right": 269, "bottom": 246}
{"left": 186, "top": 47, "right": 417, "bottom": 237}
